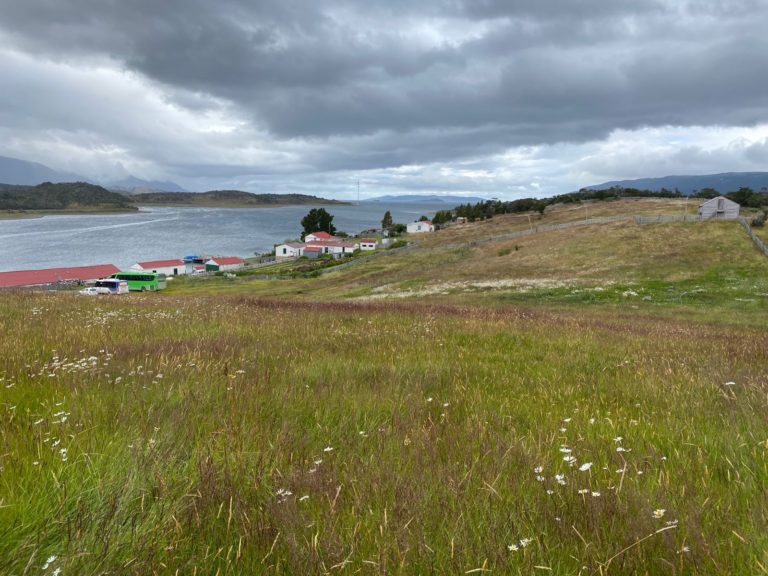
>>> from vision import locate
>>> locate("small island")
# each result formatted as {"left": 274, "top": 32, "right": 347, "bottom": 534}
{"left": 0, "top": 183, "right": 348, "bottom": 218}
{"left": 131, "top": 190, "right": 349, "bottom": 207}
{"left": 0, "top": 182, "right": 138, "bottom": 217}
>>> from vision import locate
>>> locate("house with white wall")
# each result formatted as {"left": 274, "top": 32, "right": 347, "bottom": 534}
{"left": 359, "top": 238, "right": 378, "bottom": 250}
{"left": 306, "top": 240, "right": 359, "bottom": 256}
{"left": 407, "top": 221, "right": 435, "bottom": 233}
{"left": 305, "top": 231, "right": 337, "bottom": 242}
{"left": 275, "top": 242, "right": 305, "bottom": 260}
{"left": 131, "top": 259, "right": 186, "bottom": 276}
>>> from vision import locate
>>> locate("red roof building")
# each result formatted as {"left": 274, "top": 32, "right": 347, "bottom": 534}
{"left": 135, "top": 259, "right": 185, "bottom": 269}
{"left": 0, "top": 264, "right": 120, "bottom": 288}
{"left": 208, "top": 256, "right": 244, "bottom": 266}
{"left": 305, "top": 231, "right": 337, "bottom": 241}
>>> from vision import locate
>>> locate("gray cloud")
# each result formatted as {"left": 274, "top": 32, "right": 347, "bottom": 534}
{"left": 0, "top": 0, "right": 767, "bottom": 195}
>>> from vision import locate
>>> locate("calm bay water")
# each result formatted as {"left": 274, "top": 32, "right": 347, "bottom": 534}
{"left": 0, "top": 202, "right": 443, "bottom": 272}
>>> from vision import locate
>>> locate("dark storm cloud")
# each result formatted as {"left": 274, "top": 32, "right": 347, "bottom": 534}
{"left": 1, "top": 0, "right": 767, "bottom": 183}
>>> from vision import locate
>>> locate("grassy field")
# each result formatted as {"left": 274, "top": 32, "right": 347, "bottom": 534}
{"left": 1, "top": 294, "right": 767, "bottom": 574}
{"left": 2, "top": 199, "right": 767, "bottom": 574}
{"left": 171, "top": 200, "right": 768, "bottom": 319}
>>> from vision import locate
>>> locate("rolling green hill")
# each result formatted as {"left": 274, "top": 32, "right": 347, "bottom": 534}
{"left": 0, "top": 181, "right": 137, "bottom": 212}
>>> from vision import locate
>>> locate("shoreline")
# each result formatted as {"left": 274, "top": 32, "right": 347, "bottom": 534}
{"left": 0, "top": 203, "right": 352, "bottom": 220}
{"left": 0, "top": 207, "right": 139, "bottom": 220}
{"left": 134, "top": 201, "right": 352, "bottom": 209}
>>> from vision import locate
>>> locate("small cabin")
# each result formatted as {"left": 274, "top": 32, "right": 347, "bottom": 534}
{"left": 275, "top": 243, "right": 304, "bottom": 260}
{"left": 305, "top": 231, "right": 337, "bottom": 242}
{"left": 407, "top": 221, "right": 435, "bottom": 233}
{"left": 698, "top": 196, "right": 740, "bottom": 220}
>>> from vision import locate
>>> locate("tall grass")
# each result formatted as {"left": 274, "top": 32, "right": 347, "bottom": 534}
{"left": 1, "top": 293, "right": 766, "bottom": 574}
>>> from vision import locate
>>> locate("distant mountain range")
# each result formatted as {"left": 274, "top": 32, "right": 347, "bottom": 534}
{"left": 109, "top": 176, "right": 186, "bottom": 193}
{"left": 363, "top": 194, "right": 487, "bottom": 203}
{"left": 0, "top": 155, "right": 186, "bottom": 193}
{"left": 0, "top": 155, "right": 84, "bottom": 186}
{"left": 587, "top": 172, "right": 768, "bottom": 196}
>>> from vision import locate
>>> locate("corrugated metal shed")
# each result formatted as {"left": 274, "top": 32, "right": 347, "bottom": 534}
{"left": 698, "top": 196, "right": 740, "bottom": 219}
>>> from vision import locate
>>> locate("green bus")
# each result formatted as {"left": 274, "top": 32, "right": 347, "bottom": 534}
{"left": 110, "top": 271, "right": 167, "bottom": 292}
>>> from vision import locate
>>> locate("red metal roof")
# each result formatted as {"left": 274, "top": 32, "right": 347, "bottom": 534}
{"left": 307, "top": 231, "right": 334, "bottom": 239}
{"left": 209, "top": 256, "right": 244, "bottom": 265}
{"left": 0, "top": 264, "right": 120, "bottom": 288}
{"left": 361, "top": 238, "right": 377, "bottom": 243}
{"left": 304, "top": 246, "right": 322, "bottom": 252}
{"left": 136, "top": 259, "right": 185, "bottom": 268}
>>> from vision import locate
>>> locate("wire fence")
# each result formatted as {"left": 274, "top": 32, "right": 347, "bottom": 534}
{"left": 738, "top": 217, "right": 768, "bottom": 257}
{"left": 633, "top": 214, "right": 703, "bottom": 224}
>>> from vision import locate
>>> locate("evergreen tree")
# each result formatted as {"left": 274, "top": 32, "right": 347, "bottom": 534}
{"left": 300, "top": 208, "right": 336, "bottom": 240}
{"left": 381, "top": 210, "right": 393, "bottom": 229}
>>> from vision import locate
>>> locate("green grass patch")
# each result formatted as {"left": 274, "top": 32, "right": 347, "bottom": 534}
{"left": 0, "top": 294, "right": 766, "bottom": 574}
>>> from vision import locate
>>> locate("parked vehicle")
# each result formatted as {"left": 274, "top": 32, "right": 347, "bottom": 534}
{"left": 109, "top": 271, "right": 167, "bottom": 292}
{"left": 94, "top": 278, "right": 129, "bottom": 295}
{"left": 79, "top": 287, "right": 100, "bottom": 296}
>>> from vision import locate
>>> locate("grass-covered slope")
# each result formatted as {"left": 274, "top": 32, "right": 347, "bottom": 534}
{"left": 171, "top": 199, "right": 768, "bottom": 314}
{"left": 0, "top": 294, "right": 766, "bottom": 574}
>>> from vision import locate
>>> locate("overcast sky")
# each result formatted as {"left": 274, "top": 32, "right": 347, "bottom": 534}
{"left": 1, "top": 0, "right": 767, "bottom": 198}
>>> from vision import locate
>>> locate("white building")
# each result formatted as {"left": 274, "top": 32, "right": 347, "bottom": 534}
{"left": 305, "top": 231, "right": 337, "bottom": 242}
{"left": 359, "top": 238, "right": 378, "bottom": 251}
{"left": 131, "top": 259, "right": 186, "bottom": 276}
{"left": 698, "top": 196, "right": 740, "bottom": 220}
{"left": 275, "top": 242, "right": 305, "bottom": 260}
{"left": 306, "top": 240, "right": 359, "bottom": 256}
{"left": 407, "top": 221, "right": 435, "bottom": 233}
